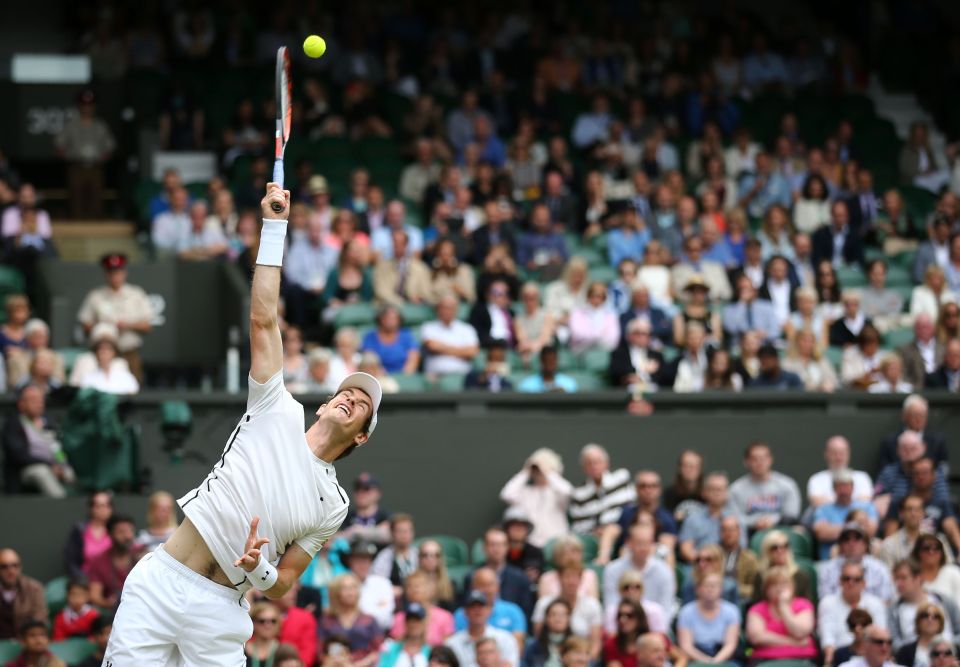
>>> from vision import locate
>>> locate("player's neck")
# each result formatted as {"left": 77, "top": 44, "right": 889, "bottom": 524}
{"left": 305, "top": 420, "right": 352, "bottom": 463}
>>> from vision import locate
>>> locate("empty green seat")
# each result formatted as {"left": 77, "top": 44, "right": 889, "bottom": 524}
{"left": 391, "top": 373, "right": 428, "bottom": 392}
{"left": 0, "top": 640, "right": 21, "bottom": 663}
{"left": 885, "top": 265, "right": 912, "bottom": 287}
{"left": 400, "top": 303, "right": 435, "bottom": 327}
{"left": 334, "top": 303, "right": 377, "bottom": 328}
{"left": 567, "top": 371, "right": 606, "bottom": 391}
{"left": 436, "top": 373, "right": 466, "bottom": 391}
{"left": 836, "top": 266, "right": 867, "bottom": 288}
{"left": 50, "top": 638, "right": 96, "bottom": 663}
{"left": 884, "top": 328, "right": 914, "bottom": 349}
{"left": 588, "top": 265, "right": 618, "bottom": 284}
{"left": 580, "top": 348, "right": 611, "bottom": 373}
{"left": 45, "top": 576, "right": 68, "bottom": 616}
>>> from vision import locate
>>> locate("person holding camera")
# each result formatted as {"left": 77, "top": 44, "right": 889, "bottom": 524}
{"left": 499, "top": 448, "right": 573, "bottom": 548}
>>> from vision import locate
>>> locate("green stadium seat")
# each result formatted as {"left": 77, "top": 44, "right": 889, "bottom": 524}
{"left": 0, "top": 265, "right": 26, "bottom": 301}
{"left": 580, "top": 348, "right": 611, "bottom": 373}
{"left": 334, "top": 303, "right": 377, "bottom": 328}
{"left": 391, "top": 374, "right": 428, "bottom": 392}
{"left": 471, "top": 538, "right": 485, "bottom": 565}
{"left": 557, "top": 348, "right": 578, "bottom": 372}
{"left": 885, "top": 265, "right": 912, "bottom": 288}
{"left": 45, "top": 576, "right": 68, "bottom": 616}
{"left": 756, "top": 660, "right": 817, "bottom": 667}
{"left": 0, "top": 640, "right": 20, "bottom": 663}
{"left": 400, "top": 303, "right": 435, "bottom": 327}
{"left": 884, "top": 327, "right": 914, "bottom": 349}
{"left": 749, "top": 527, "right": 814, "bottom": 560}
{"left": 588, "top": 265, "right": 617, "bottom": 284}
{"left": 567, "top": 371, "right": 606, "bottom": 391}
{"left": 436, "top": 373, "right": 466, "bottom": 391}
{"left": 893, "top": 285, "right": 914, "bottom": 310}
{"left": 795, "top": 557, "right": 819, "bottom": 604}
{"left": 825, "top": 346, "right": 844, "bottom": 369}
{"left": 416, "top": 535, "right": 469, "bottom": 566}
{"left": 447, "top": 564, "right": 473, "bottom": 594}
{"left": 836, "top": 266, "right": 866, "bottom": 288}
{"left": 50, "top": 638, "right": 96, "bottom": 663}
{"left": 900, "top": 186, "right": 939, "bottom": 222}
{"left": 55, "top": 348, "right": 87, "bottom": 376}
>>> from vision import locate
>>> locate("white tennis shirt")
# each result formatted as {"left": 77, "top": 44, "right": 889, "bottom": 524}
{"left": 178, "top": 371, "right": 349, "bottom": 591}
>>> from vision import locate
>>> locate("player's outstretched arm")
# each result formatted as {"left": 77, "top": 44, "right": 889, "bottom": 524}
{"left": 250, "top": 183, "right": 290, "bottom": 384}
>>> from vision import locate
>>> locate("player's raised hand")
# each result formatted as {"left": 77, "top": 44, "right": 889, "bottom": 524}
{"left": 234, "top": 517, "right": 270, "bottom": 572}
{"left": 260, "top": 183, "right": 290, "bottom": 220}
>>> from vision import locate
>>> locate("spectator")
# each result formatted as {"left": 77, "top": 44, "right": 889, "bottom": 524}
{"left": 372, "top": 231, "right": 432, "bottom": 306}
{"left": 372, "top": 201, "right": 424, "bottom": 259}
{"left": 611, "top": 471, "right": 678, "bottom": 565}
{"left": 328, "top": 327, "right": 361, "bottom": 389}
{"left": 671, "top": 237, "right": 733, "bottom": 304}
{"left": 321, "top": 240, "right": 374, "bottom": 324}
{"left": 381, "top": 602, "right": 433, "bottom": 667}
{"left": 134, "top": 490, "right": 178, "bottom": 554}
{"left": 926, "top": 637, "right": 958, "bottom": 667}
{"left": 280, "top": 326, "right": 309, "bottom": 388}
{"left": 665, "top": 321, "right": 710, "bottom": 392}
{"left": 400, "top": 139, "right": 442, "bottom": 204}
{"left": 537, "top": 536, "right": 600, "bottom": 604}
{"left": 0, "top": 549, "right": 47, "bottom": 640}
{"left": 272, "top": 583, "right": 317, "bottom": 667}
{"left": 900, "top": 122, "right": 951, "bottom": 193}
{"left": 747, "top": 343, "right": 804, "bottom": 390}
{"left": 878, "top": 395, "right": 947, "bottom": 472}
{"left": 601, "top": 599, "right": 649, "bottom": 667}
{"left": 608, "top": 318, "right": 666, "bottom": 390}
{"left": 870, "top": 354, "right": 913, "bottom": 394}
{"left": 568, "top": 282, "right": 619, "bottom": 355}
{"left": 318, "top": 573, "right": 384, "bottom": 665}
{"left": 76, "top": 323, "right": 140, "bottom": 395}
{"left": 427, "top": 646, "right": 460, "bottom": 667}
{"left": 245, "top": 601, "right": 285, "bottom": 665}
{"left": 745, "top": 567, "right": 817, "bottom": 664}
{"left": 679, "top": 545, "right": 740, "bottom": 605}
{"left": 783, "top": 328, "right": 838, "bottom": 391}
{"left": 4, "top": 320, "right": 61, "bottom": 391}
{"left": 84, "top": 513, "right": 140, "bottom": 608}
{"left": 913, "top": 217, "right": 953, "bottom": 286}
{"left": 879, "top": 495, "right": 946, "bottom": 569}
{"left": 571, "top": 95, "right": 612, "bottom": 150}
{"left": 895, "top": 602, "right": 949, "bottom": 667}
{"left": 841, "top": 323, "right": 884, "bottom": 390}
{"left": 516, "top": 204, "right": 569, "bottom": 279}
{"left": 517, "top": 346, "right": 577, "bottom": 393}
{"left": 831, "top": 290, "right": 872, "bottom": 348}
{"left": 935, "top": 301, "right": 959, "bottom": 344}
{"left": 925, "top": 338, "right": 960, "bottom": 391}
{"left": 152, "top": 186, "right": 191, "bottom": 251}
{"left": 725, "top": 128, "right": 762, "bottom": 180}
{"left": 678, "top": 473, "right": 738, "bottom": 564}
{"left": 305, "top": 175, "right": 336, "bottom": 233}
{"left": 898, "top": 314, "right": 943, "bottom": 389}
{"left": 544, "top": 258, "right": 589, "bottom": 331}
{"left": 884, "top": 459, "right": 960, "bottom": 554}
{"left": 514, "top": 283, "right": 557, "bottom": 367}
{"left": 813, "top": 469, "right": 879, "bottom": 558}
{"left": 568, "top": 443, "right": 635, "bottom": 541}
{"left": 673, "top": 276, "right": 722, "bottom": 348}
{"left": 390, "top": 570, "right": 455, "bottom": 647}
{"left": 875, "top": 432, "right": 950, "bottom": 514}
{"left": 818, "top": 561, "right": 888, "bottom": 666}
{"left": 63, "top": 490, "right": 112, "bottom": 579}
{"left": 499, "top": 448, "right": 572, "bottom": 548}
{"left": 538, "top": 171, "right": 577, "bottom": 233}
{"left": 807, "top": 436, "right": 874, "bottom": 507}
{"left": 889, "top": 559, "right": 960, "bottom": 651}
{"left": 839, "top": 625, "right": 901, "bottom": 667}
{"left": 661, "top": 450, "right": 704, "bottom": 523}
{"left": 54, "top": 89, "right": 115, "bottom": 218}
{"left": 0, "top": 295, "right": 30, "bottom": 362}
{"left": 469, "top": 529, "right": 534, "bottom": 619}
{"left": 464, "top": 340, "right": 513, "bottom": 392}
{"left": 738, "top": 152, "right": 792, "bottom": 220}
{"left": 421, "top": 296, "right": 480, "bottom": 379}
{"left": 51, "top": 579, "right": 98, "bottom": 640}
{"left": 602, "top": 524, "right": 676, "bottom": 622}
{"left": 721, "top": 515, "right": 760, "bottom": 601}
{"left": 813, "top": 200, "right": 865, "bottom": 268}
{"left": 2, "top": 384, "right": 73, "bottom": 496}
{"left": 5, "top": 619, "right": 66, "bottom": 667}
{"left": 416, "top": 541, "right": 457, "bottom": 612}
{"left": 620, "top": 283, "right": 670, "bottom": 344}
{"left": 601, "top": 571, "right": 667, "bottom": 637}
{"left": 447, "top": 91, "right": 493, "bottom": 153}
{"left": 428, "top": 239, "right": 476, "bottom": 305}
{"left": 750, "top": 530, "right": 815, "bottom": 604}
{"left": 372, "top": 513, "right": 418, "bottom": 598}
{"left": 501, "top": 508, "right": 544, "bottom": 583}
{"left": 523, "top": 599, "right": 572, "bottom": 667}
{"left": 531, "top": 565, "right": 602, "bottom": 661}
{"left": 341, "top": 472, "right": 391, "bottom": 545}
{"left": 472, "top": 203, "right": 517, "bottom": 267}
{"left": 676, "top": 572, "right": 742, "bottom": 666}
{"left": 176, "top": 200, "right": 228, "bottom": 260}
{"left": 819, "top": 523, "right": 895, "bottom": 603}
{"left": 794, "top": 174, "right": 832, "bottom": 234}
{"left": 634, "top": 633, "right": 672, "bottom": 667}
{"left": 729, "top": 441, "right": 801, "bottom": 531}
{"left": 860, "top": 260, "right": 904, "bottom": 332}
{"left": 445, "top": 591, "right": 519, "bottom": 667}
{"left": 74, "top": 615, "right": 112, "bottom": 667}
{"left": 469, "top": 281, "right": 514, "bottom": 349}
{"left": 297, "top": 348, "right": 335, "bottom": 394}
{"left": 361, "top": 308, "right": 420, "bottom": 377}
{"left": 912, "top": 533, "right": 960, "bottom": 602}
{"left": 76, "top": 253, "right": 155, "bottom": 382}
{"left": 607, "top": 208, "right": 651, "bottom": 269}
{"left": 1, "top": 184, "right": 50, "bottom": 240}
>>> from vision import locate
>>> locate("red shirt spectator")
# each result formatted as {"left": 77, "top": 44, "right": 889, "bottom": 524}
{"left": 52, "top": 580, "right": 99, "bottom": 640}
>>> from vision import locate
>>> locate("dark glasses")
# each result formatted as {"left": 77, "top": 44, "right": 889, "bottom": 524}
{"left": 868, "top": 638, "right": 892, "bottom": 646}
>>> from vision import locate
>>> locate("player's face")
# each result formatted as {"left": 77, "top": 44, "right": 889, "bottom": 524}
{"left": 317, "top": 388, "right": 373, "bottom": 445}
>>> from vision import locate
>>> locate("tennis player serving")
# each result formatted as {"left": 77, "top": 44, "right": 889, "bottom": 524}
{"left": 104, "top": 182, "right": 382, "bottom": 665}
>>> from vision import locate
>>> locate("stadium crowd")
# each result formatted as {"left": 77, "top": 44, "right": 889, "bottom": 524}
{"left": 2, "top": 421, "right": 959, "bottom": 667}
{"left": 2, "top": 0, "right": 960, "bottom": 665}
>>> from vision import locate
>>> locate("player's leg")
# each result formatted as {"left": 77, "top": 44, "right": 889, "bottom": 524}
{"left": 176, "top": 586, "right": 252, "bottom": 667}
{"left": 103, "top": 552, "right": 180, "bottom": 664}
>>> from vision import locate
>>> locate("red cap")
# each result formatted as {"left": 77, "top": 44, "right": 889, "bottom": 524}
{"left": 100, "top": 253, "right": 128, "bottom": 271}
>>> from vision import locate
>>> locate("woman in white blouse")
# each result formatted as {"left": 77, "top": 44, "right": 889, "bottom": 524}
{"left": 327, "top": 326, "right": 361, "bottom": 389}
{"left": 782, "top": 329, "right": 838, "bottom": 392}
{"left": 840, "top": 323, "right": 884, "bottom": 389}
{"left": 78, "top": 326, "right": 139, "bottom": 395}
{"left": 910, "top": 265, "right": 957, "bottom": 321}
{"left": 499, "top": 448, "right": 573, "bottom": 548}
{"left": 636, "top": 241, "right": 674, "bottom": 310}
{"left": 793, "top": 174, "right": 831, "bottom": 234}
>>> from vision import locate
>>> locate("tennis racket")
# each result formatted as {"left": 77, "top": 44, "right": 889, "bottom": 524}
{"left": 271, "top": 46, "right": 292, "bottom": 213}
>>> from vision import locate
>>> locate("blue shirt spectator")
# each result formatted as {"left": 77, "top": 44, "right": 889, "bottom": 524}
{"left": 722, "top": 280, "right": 781, "bottom": 343}
{"left": 360, "top": 328, "right": 418, "bottom": 375}
{"left": 516, "top": 205, "right": 569, "bottom": 269}
{"left": 453, "top": 598, "right": 527, "bottom": 635}
{"left": 607, "top": 212, "right": 651, "bottom": 268}
{"left": 738, "top": 164, "right": 792, "bottom": 219}
{"left": 813, "top": 499, "right": 878, "bottom": 559}
{"left": 571, "top": 96, "right": 612, "bottom": 148}
{"left": 518, "top": 372, "right": 578, "bottom": 393}
{"left": 371, "top": 201, "right": 424, "bottom": 258}
{"left": 676, "top": 598, "right": 741, "bottom": 657}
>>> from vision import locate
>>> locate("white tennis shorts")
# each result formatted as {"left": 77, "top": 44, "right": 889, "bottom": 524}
{"left": 103, "top": 546, "right": 252, "bottom": 666}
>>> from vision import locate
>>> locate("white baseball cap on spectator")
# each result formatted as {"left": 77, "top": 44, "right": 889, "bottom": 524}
{"left": 90, "top": 322, "right": 119, "bottom": 347}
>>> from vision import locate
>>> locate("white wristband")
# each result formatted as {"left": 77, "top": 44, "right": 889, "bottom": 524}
{"left": 247, "top": 554, "right": 279, "bottom": 591}
{"left": 256, "top": 219, "right": 288, "bottom": 267}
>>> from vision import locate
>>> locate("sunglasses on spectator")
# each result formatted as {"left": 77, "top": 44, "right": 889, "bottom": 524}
{"left": 420, "top": 551, "right": 442, "bottom": 558}
{"left": 769, "top": 543, "right": 788, "bottom": 551}
{"left": 840, "top": 534, "right": 864, "bottom": 542}
{"left": 0, "top": 562, "right": 20, "bottom": 570}
{"left": 868, "top": 638, "right": 892, "bottom": 646}
{"left": 617, "top": 612, "right": 637, "bottom": 620}
{"left": 621, "top": 583, "right": 642, "bottom": 591}
{"left": 697, "top": 555, "right": 719, "bottom": 562}
{"left": 920, "top": 543, "right": 942, "bottom": 552}
{"left": 636, "top": 482, "right": 660, "bottom": 488}
{"left": 490, "top": 289, "right": 508, "bottom": 296}
{"left": 255, "top": 617, "right": 278, "bottom": 625}
{"left": 841, "top": 575, "right": 863, "bottom": 583}
{"left": 931, "top": 651, "right": 954, "bottom": 658}
{"left": 918, "top": 612, "right": 944, "bottom": 621}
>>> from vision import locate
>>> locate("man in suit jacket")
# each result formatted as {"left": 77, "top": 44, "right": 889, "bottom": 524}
{"left": 537, "top": 170, "right": 578, "bottom": 231}
{"left": 912, "top": 215, "right": 952, "bottom": 283}
{"left": 2, "top": 384, "right": 72, "bottom": 497}
{"left": 469, "top": 280, "right": 515, "bottom": 349}
{"left": 877, "top": 394, "right": 948, "bottom": 473}
{"left": 466, "top": 527, "right": 535, "bottom": 617}
{"left": 471, "top": 201, "right": 516, "bottom": 265}
{"left": 722, "top": 274, "right": 780, "bottom": 344}
{"left": 844, "top": 167, "right": 879, "bottom": 236}
{"left": 812, "top": 200, "right": 864, "bottom": 268}
{"left": 897, "top": 314, "right": 943, "bottom": 389}
{"left": 372, "top": 230, "right": 432, "bottom": 306}
{"left": 609, "top": 318, "right": 666, "bottom": 388}
{"left": 618, "top": 284, "right": 671, "bottom": 345}
{"left": 925, "top": 339, "right": 960, "bottom": 392}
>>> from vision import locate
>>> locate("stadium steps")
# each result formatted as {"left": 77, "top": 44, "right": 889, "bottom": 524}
{"left": 51, "top": 221, "right": 141, "bottom": 262}
{"left": 867, "top": 74, "right": 947, "bottom": 159}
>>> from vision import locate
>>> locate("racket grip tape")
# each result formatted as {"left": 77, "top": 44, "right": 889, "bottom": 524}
{"left": 270, "top": 159, "right": 285, "bottom": 212}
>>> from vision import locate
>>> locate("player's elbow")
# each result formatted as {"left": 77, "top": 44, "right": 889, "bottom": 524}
{"left": 250, "top": 313, "right": 278, "bottom": 331}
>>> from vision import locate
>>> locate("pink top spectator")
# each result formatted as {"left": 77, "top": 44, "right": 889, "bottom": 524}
{"left": 747, "top": 597, "right": 818, "bottom": 661}
{"left": 83, "top": 525, "right": 112, "bottom": 565}
{"left": 2, "top": 207, "right": 52, "bottom": 238}
{"left": 538, "top": 568, "right": 599, "bottom": 601}
{"left": 568, "top": 305, "right": 620, "bottom": 354}
{"left": 390, "top": 606, "right": 454, "bottom": 646}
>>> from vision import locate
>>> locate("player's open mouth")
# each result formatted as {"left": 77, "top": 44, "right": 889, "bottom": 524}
{"left": 337, "top": 404, "right": 351, "bottom": 417}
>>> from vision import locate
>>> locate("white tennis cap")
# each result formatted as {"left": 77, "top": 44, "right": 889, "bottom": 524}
{"left": 337, "top": 372, "right": 382, "bottom": 435}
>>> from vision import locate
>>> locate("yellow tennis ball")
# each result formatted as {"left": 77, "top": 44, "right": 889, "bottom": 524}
{"left": 303, "top": 35, "right": 326, "bottom": 59}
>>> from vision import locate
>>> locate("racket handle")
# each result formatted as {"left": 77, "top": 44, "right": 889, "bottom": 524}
{"left": 270, "top": 159, "right": 285, "bottom": 213}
